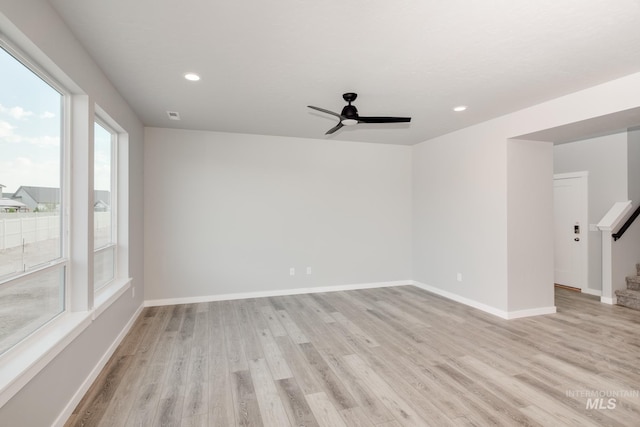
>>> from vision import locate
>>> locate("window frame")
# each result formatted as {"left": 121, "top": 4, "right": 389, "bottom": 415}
{"left": 93, "top": 117, "right": 118, "bottom": 292}
{"left": 0, "top": 39, "right": 70, "bottom": 353}
{"left": 0, "top": 36, "right": 132, "bottom": 408}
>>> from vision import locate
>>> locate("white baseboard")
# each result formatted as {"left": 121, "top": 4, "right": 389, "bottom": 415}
{"left": 410, "top": 281, "right": 556, "bottom": 319}
{"left": 144, "top": 280, "right": 412, "bottom": 307}
{"left": 53, "top": 303, "right": 144, "bottom": 427}
{"left": 505, "top": 306, "right": 557, "bottom": 319}
{"left": 601, "top": 296, "right": 616, "bottom": 305}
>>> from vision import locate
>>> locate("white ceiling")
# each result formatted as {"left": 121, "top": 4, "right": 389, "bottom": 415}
{"left": 48, "top": 0, "right": 640, "bottom": 145}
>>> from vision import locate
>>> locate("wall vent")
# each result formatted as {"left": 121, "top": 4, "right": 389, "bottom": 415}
{"left": 167, "top": 111, "right": 181, "bottom": 120}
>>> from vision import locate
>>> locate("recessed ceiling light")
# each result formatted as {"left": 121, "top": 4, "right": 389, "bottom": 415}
{"left": 453, "top": 105, "right": 467, "bottom": 112}
{"left": 184, "top": 72, "right": 201, "bottom": 82}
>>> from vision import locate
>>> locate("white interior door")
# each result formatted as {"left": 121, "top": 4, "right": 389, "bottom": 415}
{"left": 553, "top": 174, "right": 588, "bottom": 289}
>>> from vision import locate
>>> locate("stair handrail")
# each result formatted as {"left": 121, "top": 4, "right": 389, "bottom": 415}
{"left": 613, "top": 204, "right": 640, "bottom": 241}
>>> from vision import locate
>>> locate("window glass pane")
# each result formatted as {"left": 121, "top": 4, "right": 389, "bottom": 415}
{"left": 94, "top": 122, "right": 112, "bottom": 249}
{"left": 0, "top": 266, "right": 65, "bottom": 355}
{"left": 0, "top": 47, "right": 62, "bottom": 279}
{"left": 94, "top": 246, "right": 114, "bottom": 290}
{"left": 94, "top": 120, "right": 115, "bottom": 291}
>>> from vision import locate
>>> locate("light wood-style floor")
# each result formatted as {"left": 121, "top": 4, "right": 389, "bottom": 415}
{"left": 66, "top": 286, "right": 640, "bottom": 426}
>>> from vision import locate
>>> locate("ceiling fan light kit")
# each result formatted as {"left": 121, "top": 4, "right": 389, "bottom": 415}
{"left": 308, "top": 92, "right": 411, "bottom": 135}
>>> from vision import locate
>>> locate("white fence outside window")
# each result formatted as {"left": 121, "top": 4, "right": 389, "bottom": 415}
{"left": 0, "top": 212, "right": 111, "bottom": 252}
{"left": 0, "top": 213, "right": 60, "bottom": 250}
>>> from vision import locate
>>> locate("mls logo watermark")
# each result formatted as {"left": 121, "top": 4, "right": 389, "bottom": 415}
{"left": 565, "top": 389, "right": 639, "bottom": 410}
{"left": 585, "top": 397, "right": 617, "bottom": 410}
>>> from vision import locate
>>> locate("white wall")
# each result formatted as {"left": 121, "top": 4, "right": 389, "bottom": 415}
{"left": 507, "top": 139, "right": 555, "bottom": 312}
{"left": 554, "top": 133, "right": 629, "bottom": 291}
{"left": 412, "top": 72, "right": 640, "bottom": 316}
{"left": 412, "top": 126, "right": 509, "bottom": 311}
{"left": 0, "top": 1, "right": 144, "bottom": 425}
{"left": 144, "top": 128, "right": 412, "bottom": 302}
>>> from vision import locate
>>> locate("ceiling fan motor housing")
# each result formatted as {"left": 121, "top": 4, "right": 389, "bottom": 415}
{"left": 341, "top": 104, "right": 359, "bottom": 119}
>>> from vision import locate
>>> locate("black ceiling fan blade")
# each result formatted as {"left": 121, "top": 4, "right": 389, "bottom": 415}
{"left": 308, "top": 105, "right": 342, "bottom": 119}
{"left": 357, "top": 116, "right": 412, "bottom": 124}
{"left": 325, "top": 122, "right": 344, "bottom": 134}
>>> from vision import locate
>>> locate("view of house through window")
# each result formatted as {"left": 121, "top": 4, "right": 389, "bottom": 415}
{"left": 0, "top": 46, "right": 65, "bottom": 355}
{"left": 94, "top": 121, "right": 115, "bottom": 290}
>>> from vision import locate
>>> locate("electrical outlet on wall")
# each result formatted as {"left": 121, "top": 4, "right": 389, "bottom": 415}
{"left": 306, "top": 267, "right": 312, "bottom": 275}
{"left": 290, "top": 268, "right": 295, "bottom": 276}
{"left": 456, "top": 273, "right": 463, "bottom": 282}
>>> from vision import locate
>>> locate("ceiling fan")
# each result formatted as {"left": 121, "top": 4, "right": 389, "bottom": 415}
{"left": 308, "top": 92, "right": 411, "bottom": 135}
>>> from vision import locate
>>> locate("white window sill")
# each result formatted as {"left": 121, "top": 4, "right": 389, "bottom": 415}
{"left": 0, "top": 277, "right": 132, "bottom": 408}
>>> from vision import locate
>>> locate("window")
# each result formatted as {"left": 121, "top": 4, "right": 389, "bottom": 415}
{"left": 93, "top": 121, "right": 116, "bottom": 290}
{"left": 0, "top": 46, "right": 66, "bottom": 355}
{"left": 0, "top": 33, "right": 131, "bottom": 409}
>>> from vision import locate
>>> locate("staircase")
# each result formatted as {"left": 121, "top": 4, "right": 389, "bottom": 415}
{"left": 615, "top": 263, "right": 640, "bottom": 310}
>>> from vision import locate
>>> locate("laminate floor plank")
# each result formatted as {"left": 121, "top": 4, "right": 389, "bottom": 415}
{"left": 152, "top": 304, "right": 197, "bottom": 426}
{"left": 125, "top": 307, "right": 186, "bottom": 426}
{"left": 433, "top": 361, "right": 543, "bottom": 427}
{"left": 298, "top": 342, "right": 357, "bottom": 411}
{"left": 231, "top": 369, "right": 264, "bottom": 427}
{"left": 371, "top": 299, "right": 432, "bottom": 329}
{"left": 67, "top": 287, "right": 640, "bottom": 426}
{"left": 308, "top": 293, "right": 339, "bottom": 313}
{"left": 275, "top": 377, "right": 320, "bottom": 427}
{"left": 338, "top": 289, "right": 377, "bottom": 311}
{"left": 296, "top": 294, "right": 336, "bottom": 323}
{"left": 305, "top": 392, "right": 348, "bottom": 427}
{"left": 344, "top": 308, "right": 442, "bottom": 365}
{"left": 248, "top": 358, "right": 291, "bottom": 427}
{"left": 326, "top": 293, "right": 430, "bottom": 350}
{"left": 221, "top": 301, "right": 249, "bottom": 373}
{"left": 398, "top": 287, "right": 468, "bottom": 324}
{"left": 124, "top": 355, "right": 174, "bottom": 426}
{"left": 276, "top": 309, "right": 310, "bottom": 344}
{"left": 342, "top": 353, "right": 433, "bottom": 427}
{"left": 181, "top": 311, "right": 209, "bottom": 421}
{"left": 274, "top": 335, "right": 323, "bottom": 395}
{"left": 285, "top": 300, "right": 355, "bottom": 356}
{"left": 245, "top": 298, "right": 271, "bottom": 331}
{"left": 339, "top": 406, "right": 374, "bottom": 426}
{"left": 180, "top": 413, "right": 209, "bottom": 427}
{"left": 318, "top": 346, "right": 395, "bottom": 425}
{"left": 259, "top": 305, "right": 288, "bottom": 337}
{"left": 319, "top": 293, "right": 431, "bottom": 355}
{"left": 365, "top": 344, "right": 479, "bottom": 423}
{"left": 208, "top": 302, "right": 235, "bottom": 427}
{"left": 256, "top": 327, "right": 293, "bottom": 380}
{"left": 330, "top": 311, "right": 380, "bottom": 348}
{"left": 354, "top": 343, "right": 461, "bottom": 426}
{"left": 234, "top": 301, "right": 265, "bottom": 361}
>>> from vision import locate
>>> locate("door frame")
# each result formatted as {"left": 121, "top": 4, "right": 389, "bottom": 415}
{"left": 553, "top": 171, "right": 590, "bottom": 294}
